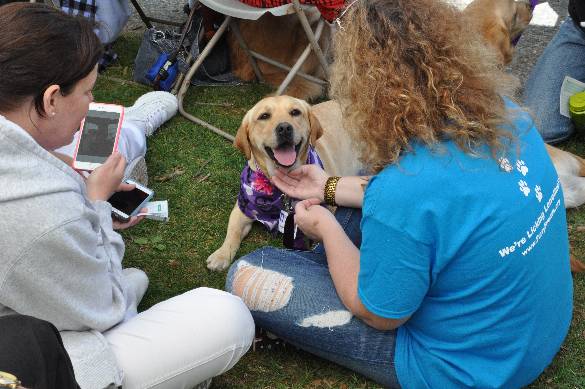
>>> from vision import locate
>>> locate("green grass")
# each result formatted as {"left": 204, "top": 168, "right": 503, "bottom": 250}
{"left": 100, "top": 33, "right": 585, "bottom": 389}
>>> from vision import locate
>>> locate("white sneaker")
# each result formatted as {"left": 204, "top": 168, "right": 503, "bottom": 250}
{"left": 124, "top": 155, "right": 148, "bottom": 186}
{"left": 124, "top": 91, "right": 178, "bottom": 137}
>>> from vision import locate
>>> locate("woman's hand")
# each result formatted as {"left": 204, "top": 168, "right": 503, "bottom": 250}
{"left": 85, "top": 153, "right": 126, "bottom": 202}
{"left": 109, "top": 181, "right": 146, "bottom": 229}
{"left": 112, "top": 207, "right": 147, "bottom": 230}
{"left": 272, "top": 164, "right": 329, "bottom": 202}
{"left": 294, "top": 198, "right": 339, "bottom": 241}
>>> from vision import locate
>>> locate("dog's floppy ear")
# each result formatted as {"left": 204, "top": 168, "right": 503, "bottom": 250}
{"left": 308, "top": 107, "right": 324, "bottom": 145}
{"left": 234, "top": 112, "right": 252, "bottom": 160}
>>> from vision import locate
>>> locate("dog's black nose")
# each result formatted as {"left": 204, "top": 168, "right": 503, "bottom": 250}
{"left": 275, "top": 122, "right": 293, "bottom": 141}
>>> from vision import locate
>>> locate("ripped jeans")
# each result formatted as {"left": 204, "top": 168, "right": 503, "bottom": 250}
{"left": 225, "top": 207, "right": 400, "bottom": 388}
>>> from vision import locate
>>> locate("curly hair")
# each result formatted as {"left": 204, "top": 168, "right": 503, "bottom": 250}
{"left": 330, "top": 0, "right": 519, "bottom": 173}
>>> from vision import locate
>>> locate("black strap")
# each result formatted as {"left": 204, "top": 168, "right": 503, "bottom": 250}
{"left": 283, "top": 212, "right": 296, "bottom": 249}
{"left": 153, "top": 4, "right": 198, "bottom": 89}
{"left": 172, "top": 4, "right": 198, "bottom": 62}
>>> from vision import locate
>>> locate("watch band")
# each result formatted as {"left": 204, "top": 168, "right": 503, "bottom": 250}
{"left": 324, "top": 176, "right": 341, "bottom": 207}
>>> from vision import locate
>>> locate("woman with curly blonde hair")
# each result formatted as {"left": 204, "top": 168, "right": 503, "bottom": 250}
{"left": 226, "top": 0, "right": 572, "bottom": 387}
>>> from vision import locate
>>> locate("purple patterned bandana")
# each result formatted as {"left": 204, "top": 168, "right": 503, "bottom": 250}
{"left": 238, "top": 145, "right": 324, "bottom": 236}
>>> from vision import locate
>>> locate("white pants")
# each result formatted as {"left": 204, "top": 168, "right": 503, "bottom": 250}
{"left": 55, "top": 118, "right": 146, "bottom": 164}
{"left": 105, "top": 285, "right": 255, "bottom": 389}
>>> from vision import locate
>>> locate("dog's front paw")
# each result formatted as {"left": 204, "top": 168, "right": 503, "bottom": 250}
{"left": 206, "top": 248, "right": 233, "bottom": 271}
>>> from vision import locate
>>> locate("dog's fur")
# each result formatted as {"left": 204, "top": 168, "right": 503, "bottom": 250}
{"left": 227, "top": 11, "right": 330, "bottom": 102}
{"left": 207, "top": 96, "right": 361, "bottom": 271}
{"left": 465, "top": 0, "right": 585, "bottom": 272}
{"left": 463, "top": 0, "right": 533, "bottom": 65}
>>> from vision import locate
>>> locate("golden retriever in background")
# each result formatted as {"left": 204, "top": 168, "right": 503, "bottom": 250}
{"left": 227, "top": 11, "right": 331, "bottom": 102}
{"left": 463, "top": 0, "right": 532, "bottom": 64}
{"left": 464, "top": 0, "right": 585, "bottom": 272}
{"left": 206, "top": 96, "right": 361, "bottom": 271}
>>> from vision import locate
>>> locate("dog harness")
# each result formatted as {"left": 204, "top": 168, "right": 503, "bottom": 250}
{"left": 238, "top": 145, "right": 324, "bottom": 248}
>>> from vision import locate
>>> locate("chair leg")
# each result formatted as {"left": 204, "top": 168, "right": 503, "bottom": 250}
{"left": 292, "top": 0, "right": 330, "bottom": 78}
{"left": 129, "top": 0, "right": 154, "bottom": 29}
{"left": 230, "top": 20, "right": 265, "bottom": 83}
{"left": 275, "top": 18, "right": 325, "bottom": 96}
{"left": 129, "top": 0, "right": 183, "bottom": 28}
{"left": 177, "top": 15, "right": 235, "bottom": 142}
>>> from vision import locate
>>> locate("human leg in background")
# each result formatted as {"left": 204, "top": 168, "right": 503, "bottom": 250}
{"left": 54, "top": 91, "right": 178, "bottom": 184}
{"left": 59, "top": 0, "right": 131, "bottom": 72}
{"left": 0, "top": 315, "right": 80, "bottom": 389}
{"left": 225, "top": 208, "right": 400, "bottom": 388}
{"left": 104, "top": 288, "right": 255, "bottom": 389}
{"left": 523, "top": 17, "right": 585, "bottom": 143}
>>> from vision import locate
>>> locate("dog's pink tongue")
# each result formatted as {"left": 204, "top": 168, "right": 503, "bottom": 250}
{"left": 274, "top": 146, "right": 297, "bottom": 166}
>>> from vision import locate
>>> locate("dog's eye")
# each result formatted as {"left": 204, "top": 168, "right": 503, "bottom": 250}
{"left": 290, "top": 109, "right": 301, "bottom": 117}
{"left": 258, "top": 112, "right": 271, "bottom": 120}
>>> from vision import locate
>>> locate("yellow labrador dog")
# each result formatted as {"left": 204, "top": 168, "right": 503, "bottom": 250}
{"left": 207, "top": 96, "right": 361, "bottom": 271}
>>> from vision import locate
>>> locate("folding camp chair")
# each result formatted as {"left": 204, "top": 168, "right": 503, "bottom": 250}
{"left": 176, "top": 0, "right": 331, "bottom": 141}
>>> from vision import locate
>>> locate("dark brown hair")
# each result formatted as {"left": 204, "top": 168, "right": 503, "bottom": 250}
{"left": 0, "top": 3, "right": 103, "bottom": 116}
{"left": 330, "top": 0, "right": 518, "bottom": 173}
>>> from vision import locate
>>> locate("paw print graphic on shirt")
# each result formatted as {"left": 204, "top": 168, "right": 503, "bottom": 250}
{"left": 516, "top": 160, "right": 528, "bottom": 176}
{"left": 518, "top": 180, "right": 530, "bottom": 196}
{"left": 535, "top": 185, "right": 543, "bottom": 203}
{"left": 499, "top": 157, "right": 513, "bottom": 173}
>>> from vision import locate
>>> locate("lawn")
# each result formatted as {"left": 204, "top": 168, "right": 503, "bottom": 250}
{"left": 99, "top": 33, "right": 585, "bottom": 389}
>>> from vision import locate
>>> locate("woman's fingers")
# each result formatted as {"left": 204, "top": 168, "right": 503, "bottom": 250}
{"left": 102, "top": 152, "right": 126, "bottom": 176}
{"left": 117, "top": 182, "right": 135, "bottom": 192}
{"left": 272, "top": 174, "right": 298, "bottom": 190}
{"left": 296, "top": 198, "right": 321, "bottom": 213}
{"left": 305, "top": 197, "right": 322, "bottom": 206}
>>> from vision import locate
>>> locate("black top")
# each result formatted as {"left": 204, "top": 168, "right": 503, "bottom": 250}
{"left": 569, "top": 0, "right": 585, "bottom": 25}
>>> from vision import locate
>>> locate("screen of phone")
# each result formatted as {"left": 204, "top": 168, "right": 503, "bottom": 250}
{"left": 76, "top": 110, "right": 121, "bottom": 164}
{"left": 107, "top": 188, "right": 149, "bottom": 216}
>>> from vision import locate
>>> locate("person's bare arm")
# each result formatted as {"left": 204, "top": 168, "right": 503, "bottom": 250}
{"left": 294, "top": 199, "right": 409, "bottom": 330}
{"left": 332, "top": 176, "right": 371, "bottom": 208}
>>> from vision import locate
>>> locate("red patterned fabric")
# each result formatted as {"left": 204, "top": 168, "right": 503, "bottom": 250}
{"left": 238, "top": 0, "right": 345, "bottom": 22}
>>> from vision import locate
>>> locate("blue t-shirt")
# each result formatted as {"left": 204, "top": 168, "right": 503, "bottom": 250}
{"left": 358, "top": 100, "right": 573, "bottom": 389}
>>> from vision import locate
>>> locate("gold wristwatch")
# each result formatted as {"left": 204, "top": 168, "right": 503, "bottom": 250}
{"left": 0, "top": 372, "right": 21, "bottom": 389}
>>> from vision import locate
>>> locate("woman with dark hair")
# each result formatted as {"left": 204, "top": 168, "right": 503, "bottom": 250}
{"left": 0, "top": 4, "right": 254, "bottom": 389}
{"left": 226, "top": 0, "right": 572, "bottom": 388}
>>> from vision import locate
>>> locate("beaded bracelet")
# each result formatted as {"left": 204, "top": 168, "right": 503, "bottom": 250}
{"left": 324, "top": 176, "right": 341, "bottom": 207}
